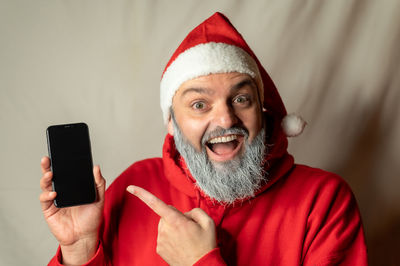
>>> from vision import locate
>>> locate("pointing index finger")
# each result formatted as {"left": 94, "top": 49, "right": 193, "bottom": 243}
{"left": 126, "top": 185, "right": 182, "bottom": 223}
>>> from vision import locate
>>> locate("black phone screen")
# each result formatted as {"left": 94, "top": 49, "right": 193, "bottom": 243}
{"left": 46, "top": 123, "right": 97, "bottom": 208}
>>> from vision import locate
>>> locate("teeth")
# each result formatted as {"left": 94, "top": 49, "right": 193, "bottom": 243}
{"left": 208, "top": 135, "right": 238, "bottom": 144}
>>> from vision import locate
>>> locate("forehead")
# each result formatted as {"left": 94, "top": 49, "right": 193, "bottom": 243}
{"left": 175, "top": 72, "right": 257, "bottom": 98}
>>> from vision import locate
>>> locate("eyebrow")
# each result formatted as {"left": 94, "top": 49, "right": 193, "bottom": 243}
{"left": 230, "top": 78, "right": 257, "bottom": 92}
{"left": 180, "top": 87, "right": 212, "bottom": 98}
{"left": 180, "top": 78, "right": 257, "bottom": 98}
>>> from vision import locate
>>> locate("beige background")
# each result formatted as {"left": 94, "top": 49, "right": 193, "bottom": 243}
{"left": 1, "top": 1, "right": 399, "bottom": 265}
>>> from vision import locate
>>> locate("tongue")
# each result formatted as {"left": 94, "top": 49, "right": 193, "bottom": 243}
{"left": 211, "top": 142, "right": 237, "bottom": 155}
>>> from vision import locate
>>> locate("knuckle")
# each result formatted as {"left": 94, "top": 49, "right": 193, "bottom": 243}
{"left": 39, "top": 192, "right": 48, "bottom": 202}
{"left": 156, "top": 245, "right": 161, "bottom": 255}
{"left": 205, "top": 213, "right": 214, "bottom": 222}
{"left": 164, "top": 212, "right": 180, "bottom": 225}
{"left": 156, "top": 239, "right": 164, "bottom": 255}
{"left": 97, "top": 177, "right": 105, "bottom": 188}
{"left": 43, "top": 172, "right": 52, "bottom": 181}
{"left": 206, "top": 218, "right": 215, "bottom": 228}
{"left": 158, "top": 219, "right": 164, "bottom": 231}
{"left": 147, "top": 197, "right": 157, "bottom": 209}
{"left": 192, "top": 207, "right": 203, "bottom": 214}
{"left": 171, "top": 216, "right": 187, "bottom": 228}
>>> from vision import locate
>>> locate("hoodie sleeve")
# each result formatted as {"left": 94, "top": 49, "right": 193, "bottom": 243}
{"left": 302, "top": 175, "right": 368, "bottom": 265}
{"left": 193, "top": 248, "right": 227, "bottom": 266}
{"left": 47, "top": 243, "right": 107, "bottom": 266}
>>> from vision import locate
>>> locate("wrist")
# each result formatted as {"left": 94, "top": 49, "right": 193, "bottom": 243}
{"left": 60, "top": 237, "right": 99, "bottom": 266}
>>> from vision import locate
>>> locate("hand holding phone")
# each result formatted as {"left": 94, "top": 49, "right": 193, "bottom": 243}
{"left": 39, "top": 123, "right": 106, "bottom": 264}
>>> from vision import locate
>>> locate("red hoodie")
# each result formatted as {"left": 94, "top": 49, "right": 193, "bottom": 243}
{"left": 49, "top": 132, "right": 367, "bottom": 266}
{"left": 49, "top": 13, "right": 367, "bottom": 265}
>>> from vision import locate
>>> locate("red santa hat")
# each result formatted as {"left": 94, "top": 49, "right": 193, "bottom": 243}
{"left": 160, "top": 12, "right": 305, "bottom": 137}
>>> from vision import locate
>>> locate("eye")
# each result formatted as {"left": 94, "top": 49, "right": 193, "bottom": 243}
{"left": 192, "top": 101, "right": 206, "bottom": 110}
{"left": 233, "top": 95, "right": 250, "bottom": 105}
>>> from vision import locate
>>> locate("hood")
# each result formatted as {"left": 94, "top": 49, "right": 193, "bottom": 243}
{"left": 162, "top": 133, "right": 294, "bottom": 204}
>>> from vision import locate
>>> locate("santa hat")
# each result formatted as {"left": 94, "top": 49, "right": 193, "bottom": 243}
{"left": 160, "top": 12, "right": 305, "bottom": 137}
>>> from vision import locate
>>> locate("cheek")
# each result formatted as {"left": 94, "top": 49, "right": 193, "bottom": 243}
{"left": 240, "top": 109, "right": 263, "bottom": 141}
{"left": 178, "top": 118, "right": 209, "bottom": 150}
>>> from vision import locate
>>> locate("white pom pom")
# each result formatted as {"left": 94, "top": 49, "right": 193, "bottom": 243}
{"left": 281, "top": 114, "right": 306, "bottom": 137}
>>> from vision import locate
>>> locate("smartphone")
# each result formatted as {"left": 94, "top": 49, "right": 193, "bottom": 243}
{"left": 46, "top": 122, "right": 97, "bottom": 208}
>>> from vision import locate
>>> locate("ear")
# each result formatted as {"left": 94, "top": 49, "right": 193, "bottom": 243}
{"left": 167, "top": 117, "right": 174, "bottom": 136}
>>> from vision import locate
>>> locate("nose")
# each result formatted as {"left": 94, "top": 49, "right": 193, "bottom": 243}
{"left": 212, "top": 102, "right": 239, "bottom": 129}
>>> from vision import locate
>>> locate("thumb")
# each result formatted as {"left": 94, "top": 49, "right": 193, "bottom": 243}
{"left": 184, "top": 208, "right": 215, "bottom": 229}
{"left": 93, "top": 165, "right": 106, "bottom": 202}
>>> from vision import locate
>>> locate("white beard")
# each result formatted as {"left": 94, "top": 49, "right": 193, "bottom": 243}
{"left": 171, "top": 115, "right": 267, "bottom": 205}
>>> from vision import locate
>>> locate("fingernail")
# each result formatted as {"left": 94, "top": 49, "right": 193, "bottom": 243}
{"left": 126, "top": 185, "right": 135, "bottom": 194}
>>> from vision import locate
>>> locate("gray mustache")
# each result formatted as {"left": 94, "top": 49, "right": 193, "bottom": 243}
{"left": 202, "top": 127, "right": 249, "bottom": 145}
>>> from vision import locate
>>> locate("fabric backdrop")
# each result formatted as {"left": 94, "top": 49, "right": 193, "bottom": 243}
{"left": 0, "top": 1, "right": 399, "bottom": 265}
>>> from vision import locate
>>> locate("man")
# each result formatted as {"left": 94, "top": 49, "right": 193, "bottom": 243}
{"left": 40, "top": 12, "right": 368, "bottom": 265}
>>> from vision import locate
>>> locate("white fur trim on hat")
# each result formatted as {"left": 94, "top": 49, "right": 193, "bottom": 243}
{"left": 160, "top": 42, "right": 263, "bottom": 124}
{"left": 281, "top": 113, "right": 306, "bottom": 137}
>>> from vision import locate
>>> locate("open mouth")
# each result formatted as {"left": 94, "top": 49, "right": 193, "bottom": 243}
{"left": 205, "top": 134, "right": 244, "bottom": 161}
